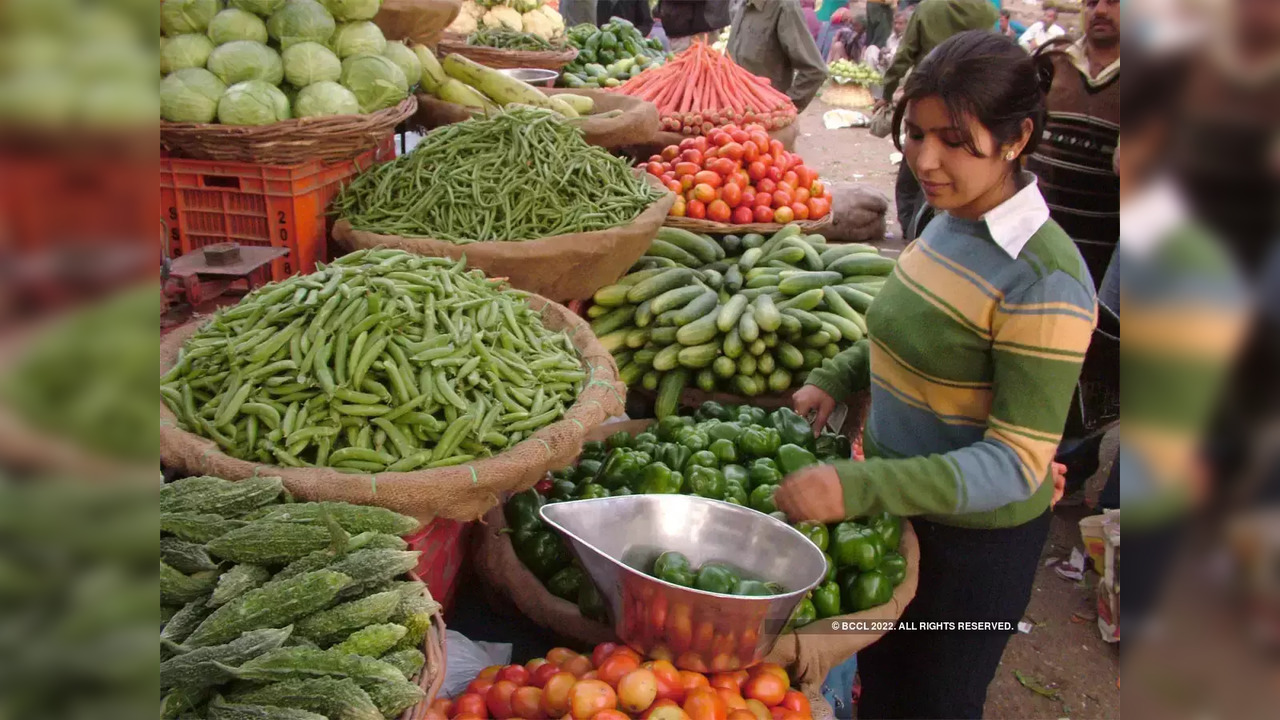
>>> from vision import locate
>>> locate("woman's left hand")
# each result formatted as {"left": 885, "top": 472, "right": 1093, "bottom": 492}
{"left": 774, "top": 464, "right": 846, "bottom": 523}
{"left": 1051, "top": 462, "right": 1066, "bottom": 507}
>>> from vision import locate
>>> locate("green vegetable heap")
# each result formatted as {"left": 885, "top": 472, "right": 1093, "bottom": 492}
{"left": 648, "top": 552, "right": 781, "bottom": 597}
{"left": 559, "top": 17, "right": 670, "bottom": 89}
{"left": 160, "top": 474, "right": 439, "bottom": 720}
{"left": 590, "top": 225, "right": 894, "bottom": 415}
{"left": 827, "top": 60, "right": 883, "bottom": 88}
{"left": 502, "top": 402, "right": 905, "bottom": 625}
{"left": 333, "top": 107, "right": 663, "bottom": 242}
{"left": 466, "top": 25, "right": 565, "bottom": 51}
{"left": 162, "top": 249, "right": 585, "bottom": 472}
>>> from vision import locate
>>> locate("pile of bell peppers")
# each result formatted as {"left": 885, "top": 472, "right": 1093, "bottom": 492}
{"left": 504, "top": 402, "right": 902, "bottom": 628}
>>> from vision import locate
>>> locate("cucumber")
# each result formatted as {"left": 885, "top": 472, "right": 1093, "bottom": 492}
{"left": 736, "top": 353, "right": 757, "bottom": 377}
{"left": 696, "top": 368, "right": 718, "bottom": 392}
{"left": 591, "top": 283, "right": 630, "bottom": 307}
{"left": 678, "top": 342, "right": 721, "bottom": 369}
{"left": 625, "top": 328, "right": 650, "bottom": 349}
{"left": 745, "top": 267, "right": 783, "bottom": 281}
{"left": 712, "top": 356, "right": 736, "bottom": 379}
{"left": 704, "top": 260, "right": 732, "bottom": 274}
{"left": 781, "top": 307, "right": 823, "bottom": 333}
{"left": 738, "top": 247, "right": 764, "bottom": 271}
{"left": 819, "top": 321, "right": 844, "bottom": 342}
{"left": 723, "top": 264, "right": 743, "bottom": 292}
{"left": 777, "top": 288, "right": 825, "bottom": 311}
{"left": 717, "top": 295, "right": 749, "bottom": 332}
{"left": 802, "top": 349, "right": 825, "bottom": 369}
{"left": 587, "top": 304, "right": 612, "bottom": 318}
{"left": 589, "top": 305, "right": 636, "bottom": 336}
{"left": 741, "top": 233, "right": 766, "bottom": 250}
{"left": 657, "top": 227, "right": 721, "bottom": 264}
{"left": 844, "top": 275, "right": 889, "bottom": 286}
{"left": 778, "top": 271, "right": 843, "bottom": 296}
{"left": 731, "top": 374, "right": 761, "bottom": 397}
{"left": 819, "top": 244, "right": 878, "bottom": 266}
{"left": 671, "top": 290, "right": 719, "bottom": 325}
{"left": 627, "top": 268, "right": 695, "bottom": 303}
{"left": 645, "top": 239, "right": 701, "bottom": 267}
{"left": 759, "top": 224, "right": 802, "bottom": 257}
{"left": 722, "top": 328, "right": 744, "bottom": 359}
{"left": 650, "top": 326, "right": 678, "bottom": 345}
{"left": 753, "top": 294, "right": 782, "bottom": 332}
{"left": 738, "top": 308, "right": 759, "bottom": 343}
{"left": 748, "top": 338, "right": 767, "bottom": 356}
{"left": 618, "top": 268, "right": 674, "bottom": 287}
{"left": 803, "top": 331, "right": 833, "bottom": 348}
{"left": 653, "top": 343, "right": 682, "bottom": 372}
{"left": 641, "top": 370, "right": 660, "bottom": 391}
{"left": 761, "top": 246, "right": 805, "bottom": 266}
{"left": 829, "top": 285, "right": 876, "bottom": 314}
{"left": 720, "top": 234, "right": 742, "bottom": 255}
{"left": 598, "top": 329, "right": 629, "bottom": 353}
{"left": 619, "top": 361, "right": 645, "bottom": 387}
{"left": 675, "top": 312, "right": 720, "bottom": 346}
{"left": 633, "top": 348, "right": 658, "bottom": 367}
{"left": 701, "top": 269, "right": 723, "bottom": 290}
{"left": 634, "top": 299, "right": 655, "bottom": 327}
{"left": 815, "top": 311, "right": 863, "bottom": 342}
{"left": 777, "top": 313, "right": 802, "bottom": 339}
{"left": 776, "top": 342, "right": 805, "bottom": 370}
{"left": 655, "top": 369, "right": 689, "bottom": 419}
{"left": 649, "top": 284, "right": 706, "bottom": 315}
{"left": 746, "top": 274, "right": 781, "bottom": 290}
{"left": 828, "top": 254, "right": 896, "bottom": 276}
{"left": 757, "top": 353, "right": 776, "bottom": 375}
{"left": 802, "top": 234, "right": 828, "bottom": 249}
{"left": 768, "top": 369, "right": 793, "bottom": 393}
{"left": 791, "top": 238, "right": 824, "bottom": 270}
{"left": 762, "top": 331, "right": 778, "bottom": 348}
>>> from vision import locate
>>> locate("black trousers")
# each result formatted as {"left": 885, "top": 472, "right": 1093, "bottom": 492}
{"left": 857, "top": 512, "right": 1052, "bottom": 719}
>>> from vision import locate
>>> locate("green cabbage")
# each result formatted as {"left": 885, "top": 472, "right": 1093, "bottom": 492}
{"left": 295, "top": 80, "right": 361, "bottom": 117}
{"left": 161, "top": 0, "right": 220, "bottom": 36}
{"left": 230, "top": 0, "right": 288, "bottom": 17}
{"left": 267, "top": 0, "right": 337, "bottom": 49}
{"left": 330, "top": 21, "right": 386, "bottom": 58}
{"left": 381, "top": 41, "right": 421, "bottom": 90}
{"left": 281, "top": 41, "right": 342, "bottom": 87}
{"left": 160, "top": 33, "right": 214, "bottom": 75}
{"left": 208, "top": 9, "right": 270, "bottom": 44}
{"left": 320, "top": 0, "right": 382, "bottom": 22}
{"left": 339, "top": 53, "right": 407, "bottom": 113}
{"left": 206, "top": 40, "right": 284, "bottom": 86}
{"left": 160, "top": 67, "right": 227, "bottom": 123}
{"left": 217, "top": 79, "right": 292, "bottom": 124}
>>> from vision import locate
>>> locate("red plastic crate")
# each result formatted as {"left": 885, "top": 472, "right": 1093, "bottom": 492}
{"left": 160, "top": 137, "right": 394, "bottom": 281}
{"left": 406, "top": 518, "right": 470, "bottom": 614}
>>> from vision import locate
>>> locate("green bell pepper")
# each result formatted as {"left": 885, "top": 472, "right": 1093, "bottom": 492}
{"left": 655, "top": 415, "right": 692, "bottom": 442}
{"left": 812, "top": 581, "right": 842, "bottom": 618}
{"left": 694, "top": 562, "right": 739, "bottom": 594}
{"left": 723, "top": 481, "right": 748, "bottom": 506}
{"left": 776, "top": 444, "right": 818, "bottom": 474}
{"left": 504, "top": 489, "right": 543, "bottom": 534}
{"left": 657, "top": 444, "right": 691, "bottom": 473}
{"left": 687, "top": 466, "right": 726, "bottom": 499}
{"left": 831, "top": 523, "right": 883, "bottom": 571}
{"left": 546, "top": 566, "right": 584, "bottom": 601}
{"left": 709, "top": 438, "right": 738, "bottom": 464}
{"left": 574, "top": 459, "right": 603, "bottom": 485}
{"left": 684, "top": 450, "right": 719, "bottom": 472}
{"left": 733, "top": 579, "right": 774, "bottom": 596}
{"left": 549, "top": 478, "right": 577, "bottom": 501}
{"left": 736, "top": 406, "right": 768, "bottom": 426}
{"left": 515, "top": 529, "right": 569, "bottom": 580}
{"left": 823, "top": 552, "right": 837, "bottom": 584}
{"left": 749, "top": 484, "right": 778, "bottom": 514}
{"left": 676, "top": 427, "right": 709, "bottom": 453}
{"left": 596, "top": 449, "right": 639, "bottom": 490}
{"left": 737, "top": 426, "right": 781, "bottom": 459}
{"left": 580, "top": 441, "right": 608, "bottom": 462}
{"left": 842, "top": 570, "right": 892, "bottom": 612}
{"left": 634, "top": 432, "right": 659, "bottom": 446}
{"left": 871, "top": 512, "right": 903, "bottom": 551}
{"left": 694, "top": 401, "right": 730, "bottom": 422}
{"left": 787, "top": 597, "right": 817, "bottom": 630}
{"left": 606, "top": 430, "right": 633, "bottom": 449}
{"left": 638, "top": 462, "right": 680, "bottom": 494}
{"left": 707, "top": 421, "right": 743, "bottom": 444}
{"left": 795, "top": 521, "right": 830, "bottom": 552}
{"left": 578, "top": 579, "right": 608, "bottom": 622}
{"left": 612, "top": 487, "right": 633, "bottom": 496}
{"left": 748, "top": 458, "right": 782, "bottom": 489}
{"left": 652, "top": 551, "right": 696, "bottom": 587}
{"left": 770, "top": 407, "right": 815, "bottom": 450}
{"left": 722, "top": 463, "right": 749, "bottom": 487}
{"left": 577, "top": 483, "right": 610, "bottom": 499}
{"left": 878, "top": 551, "right": 908, "bottom": 586}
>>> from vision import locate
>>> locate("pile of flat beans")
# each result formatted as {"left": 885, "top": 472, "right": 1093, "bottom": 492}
{"left": 161, "top": 249, "right": 587, "bottom": 472}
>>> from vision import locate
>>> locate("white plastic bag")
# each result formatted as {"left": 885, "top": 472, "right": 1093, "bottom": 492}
{"left": 441, "top": 630, "right": 512, "bottom": 698}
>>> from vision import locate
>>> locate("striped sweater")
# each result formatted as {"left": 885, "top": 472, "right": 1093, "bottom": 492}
{"left": 807, "top": 185, "right": 1098, "bottom": 529}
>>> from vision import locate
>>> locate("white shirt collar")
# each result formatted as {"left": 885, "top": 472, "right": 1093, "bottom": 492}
{"left": 1120, "top": 176, "right": 1189, "bottom": 259}
{"left": 980, "top": 172, "right": 1051, "bottom": 259}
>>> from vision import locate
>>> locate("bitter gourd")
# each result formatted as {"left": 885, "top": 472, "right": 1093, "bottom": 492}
{"left": 208, "top": 696, "right": 327, "bottom": 720}
{"left": 206, "top": 522, "right": 335, "bottom": 566}
{"left": 161, "top": 536, "right": 220, "bottom": 574}
{"left": 332, "top": 623, "right": 407, "bottom": 658}
{"left": 325, "top": 549, "right": 421, "bottom": 599}
{"left": 231, "top": 677, "right": 382, "bottom": 720}
{"left": 161, "top": 626, "right": 293, "bottom": 691}
{"left": 161, "top": 686, "right": 211, "bottom": 719}
{"left": 162, "top": 512, "right": 249, "bottom": 543}
{"left": 162, "top": 605, "right": 178, "bottom": 625}
{"left": 161, "top": 475, "right": 283, "bottom": 516}
{"left": 245, "top": 502, "right": 420, "bottom": 537}
{"left": 378, "top": 648, "right": 424, "bottom": 680}
{"left": 294, "top": 591, "right": 400, "bottom": 646}
{"left": 162, "top": 597, "right": 215, "bottom": 646}
{"left": 366, "top": 677, "right": 426, "bottom": 717}
{"left": 392, "top": 591, "right": 440, "bottom": 651}
{"left": 271, "top": 534, "right": 407, "bottom": 586}
{"left": 184, "top": 570, "right": 352, "bottom": 648}
{"left": 162, "top": 561, "right": 219, "bottom": 606}
{"left": 211, "top": 564, "right": 273, "bottom": 607}
{"left": 228, "top": 646, "right": 406, "bottom": 686}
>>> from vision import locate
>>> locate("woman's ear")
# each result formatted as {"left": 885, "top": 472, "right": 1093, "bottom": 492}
{"left": 1004, "top": 117, "right": 1036, "bottom": 161}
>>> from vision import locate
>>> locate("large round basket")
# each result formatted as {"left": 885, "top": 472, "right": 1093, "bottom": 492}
{"left": 437, "top": 34, "right": 578, "bottom": 70}
{"left": 158, "top": 294, "right": 626, "bottom": 522}
{"left": 662, "top": 212, "right": 832, "bottom": 237}
{"left": 400, "top": 596, "right": 448, "bottom": 719}
{"left": 161, "top": 97, "right": 417, "bottom": 165}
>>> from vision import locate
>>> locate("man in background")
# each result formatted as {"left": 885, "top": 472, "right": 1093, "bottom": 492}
{"left": 596, "top": 0, "right": 654, "bottom": 35}
{"left": 997, "top": 8, "right": 1017, "bottom": 38}
{"left": 560, "top": 0, "right": 597, "bottom": 26}
{"left": 727, "top": 0, "right": 828, "bottom": 112}
{"left": 865, "top": 9, "right": 909, "bottom": 72}
{"left": 1019, "top": 6, "right": 1066, "bottom": 50}
{"left": 657, "top": 0, "right": 732, "bottom": 52}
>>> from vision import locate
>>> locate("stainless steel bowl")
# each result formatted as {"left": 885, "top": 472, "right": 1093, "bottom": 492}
{"left": 540, "top": 495, "right": 827, "bottom": 671}
{"left": 498, "top": 68, "right": 560, "bottom": 88}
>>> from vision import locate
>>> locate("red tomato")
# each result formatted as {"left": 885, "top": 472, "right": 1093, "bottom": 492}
{"left": 542, "top": 673, "right": 577, "bottom": 717}
{"left": 665, "top": 179, "right": 683, "bottom": 194}
{"left": 707, "top": 199, "right": 732, "bottom": 223}
{"left": 563, "top": 655, "right": 594, "bottom": 678}
{"left": 794, "top": 188, "right": 811, "bottom": 204}
{"left": 486, "top": 681, "right": 519, "bottom": 719}
{"left": 731, "top": 205, "right": 754, "bottom": 224}
{"left": 750, "top": 665, "right": 789, "bottom": 685}
{"left": 772, "top": 206, "right": 794, "bottom": 224}
{"left": 612, "top": 647, "right": 644, "bottom": 664}
{"left": 746, "top": 161, "right": 767, "bottom": 182}
{"left": 569, "top": 680, "right": 618, "bottom": 720}
{"left": 769, "top": 139, "right": 784, "bottom": 155}
{"left": 468, "top": 679, "right": 496, "bottom": 697}
{"left": 729, "top": 129, "right": 749, "bottom": 144}
{"left": 455, "top": 693, "right": 489, "bottom": 719}
{"left": 692, "top": 136, "right": 709, "bottom": 153}
{"left": 682, "top": 688, "right": 728, "bottom": 720}
{"left": 710, "top": 158, "right": 738, "bottom": 177}
{"left": 669, "top": 198, "right": 687, "bottom": 217}
{"left": 709, "top": 674, "right": 745, "bottom": 693}
{"left": 674, "top": 162, "right": 700, "bottom": 177}
{"left": 782, "top": 171, "right": 799, "bottom": 188}
{"left": 810, "top": 180, "right": 825, "bottom": 197}
{"left": 479, "top": 667, "right": 504, "bottom": 682}
{"left": 743, "top": 141, "right": 760, "bottom": 162}
{"left": 771, "top": 190, "right": 793, "bottom": 208}
{"left": 749, "top": 131, "right": 770, "bottom": 148}
{"left": 680, "top": 149, "right": 703, "bottom": 165}
{"left": 807, "top": 197, "right": 831, "bottom": 219}
{"left": 594, "top": 711, "right": 630, "bottom": 720}
{"left": 433, "top": 698, "right": 455, "bottom": 717}
{"left": 790, "top": 202, "right": 809, "bottom": 220}
{"left": 779, "top": 691, "right": 811, "bottom": 716}
{"left": 532, "top": 662, "right": 563, "bottom": 689}
{"left": 776, "top": 713, "right": 807, "bottom": 720}
{"left": 766, "top": 166, "right": 782, "bottom": 183}
{"left": 680, "top": 176, "right": 694, "bottom": 192}
{"left": 720, "top": 142, "right": 745, "bottom": 161}
{"left": 425, "top": 710, "right": 449, "bottom": 720}
{"left": 728, "top": 712, "right": 757, "bottom": 720}
{"left": 687, "top": 200, "right": 707, "bottom": 219}
{"left": 618, "top": 669, "right": 659, "bottom": 714}
{"left": 756, "top": 178, "right": 776, "bottom": 194}
{"left": 645, "top": 162, "right": 664, "bottom": 177}
{"left": 794, "top": 166, "right": 813, "bottom": 190}
{"left": 678, "top": 138, "right": 698, "bottom": 151}
{"left": 742, "top": 673, "right": 787, "bottom": 708}
{"left": 598, "top": 654, "right": 641, "bottom": 688}
{"left": 693, "top": 171, "right": 723, "bottom": 188}
{"left": 721, "top": 183, "right": 743, "bottom": 208}
{"left": 742, "top": 700, "right": 771, "bottom": 720}
{"left": 740, "top": 188, "right": 756, "bottom": 207}
{"left": 775, "top": 181, "right": 794, "bottom": 197}
{"left": 691, "top": 183, "right": 717, "bottom": 204}
{"left": 716, "top": 689, "right": 747, "bottom": 712}
{"left": 581, "top": 671, "right": 599, "bottom": 682}
{"left": 753, "top": 204, "right": 775, "bottom": 224}
{"left": 499, "top": 664, "right": 531, "bottom": 686}
{"left": 732, "top": 170, "right": 752, "bottom": 188}
{"left": 591, "top": 644, "right": 620, "bottom": 670}
{"left": 454, "top": 715, "right": 485, "bottom": 720}
{"left": 661, "top": 146, "right": 680, "bottom": 161}
{"left": 644, "top": 701, "right": 691, "bottom": 720}
{"left": 753, "top": 191, "right": 773, "bottom": 208}
{"left": 711, "top": 131, "right": 733, "bottom": 147}
{"left": 513, "top": 687, "right": 547, "bottom": 719}
{"left": 648, "top": 154, "right": 664, "bottom": 164}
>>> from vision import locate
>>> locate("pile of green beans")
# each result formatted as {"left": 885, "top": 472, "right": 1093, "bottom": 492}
{"left": 332, "top": 107, "right": 663, "bottom": 243}
{"left": 466, "top": 27, "right": 565, "bottom": 51}
{"left": 161, "top": 249, "right": 587, "bottom": 473}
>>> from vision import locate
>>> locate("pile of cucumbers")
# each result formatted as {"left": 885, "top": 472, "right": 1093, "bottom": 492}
{"left": 588, "top": 225, "right": 895, "bottom": 416}
{"left": 559, "top": 17, "right": 669, "bottom": 89}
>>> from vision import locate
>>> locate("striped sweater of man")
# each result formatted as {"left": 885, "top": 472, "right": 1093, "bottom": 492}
{"left": 805, "top": 174, "right": 1097, "bottom": 529}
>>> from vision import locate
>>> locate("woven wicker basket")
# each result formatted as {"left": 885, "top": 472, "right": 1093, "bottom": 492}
{"left": 399, "top": 597, "right": 447, "bottom": 719}
{"left": 161, "top": 97, "right": 417, "bottom": 165}
{"left": 437, "top": 34, "right": 578, "bottom": 70}
{"left": 663, "top": 212, "right": 832, "bottom": 236}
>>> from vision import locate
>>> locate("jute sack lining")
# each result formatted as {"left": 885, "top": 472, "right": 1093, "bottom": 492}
{"left": 332, "top": 178, "right": 676, "bottom": 303}
{"left": 159, "top": 295, "right": 625, "bottom": 522}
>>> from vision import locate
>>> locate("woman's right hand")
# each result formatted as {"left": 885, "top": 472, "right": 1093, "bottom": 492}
{"left": 792, "top": 385, "right": 836, "bottom": 436}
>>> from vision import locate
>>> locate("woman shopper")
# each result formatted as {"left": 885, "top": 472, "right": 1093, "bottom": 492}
{"left": 775, "top": 31, "right": 1095, "bottom": 719}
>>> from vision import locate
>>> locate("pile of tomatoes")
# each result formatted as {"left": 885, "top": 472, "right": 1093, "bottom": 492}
{"left": 641, "top": 124, "right": 833, "bottom": 225}
{"left": 425, "top": 642, "right": 813, "bottom": 720}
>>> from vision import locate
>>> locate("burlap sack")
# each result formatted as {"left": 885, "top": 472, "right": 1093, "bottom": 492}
{"left": 332, "top": 179, "right": 675, "bottom": 303}
{"left": 374, "top": 0, "right": 461, "bottom": 46}
{"left": 409, "top": 91, "right": 660, "bottom": 150}
{"left": 158, "top": 294, "right": 626, "bottom": 522}
{"left": 826, "top": 183, "right": 890, "bottom": 244}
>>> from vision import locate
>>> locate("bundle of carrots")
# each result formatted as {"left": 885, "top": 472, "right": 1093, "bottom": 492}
{"left": 611, "top": 42, "right": 797, "bottom": 135}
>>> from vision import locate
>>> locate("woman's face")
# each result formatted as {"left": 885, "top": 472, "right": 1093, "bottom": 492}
{"left": 903, "top": 96, "right": 1029, "bottom": 219}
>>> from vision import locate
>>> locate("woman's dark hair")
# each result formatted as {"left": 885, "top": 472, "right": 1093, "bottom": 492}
{"left": 892, "top": 30, "right": 1053, "bottom": 160}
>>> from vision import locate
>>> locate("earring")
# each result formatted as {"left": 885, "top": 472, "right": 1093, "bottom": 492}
{"left": 1005, "top": 151, "right": 1017, "bottom": 161}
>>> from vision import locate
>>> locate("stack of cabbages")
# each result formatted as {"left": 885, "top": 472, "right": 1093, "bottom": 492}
{"left": 160, "top": 0, "right": 424, "bottom": 125}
